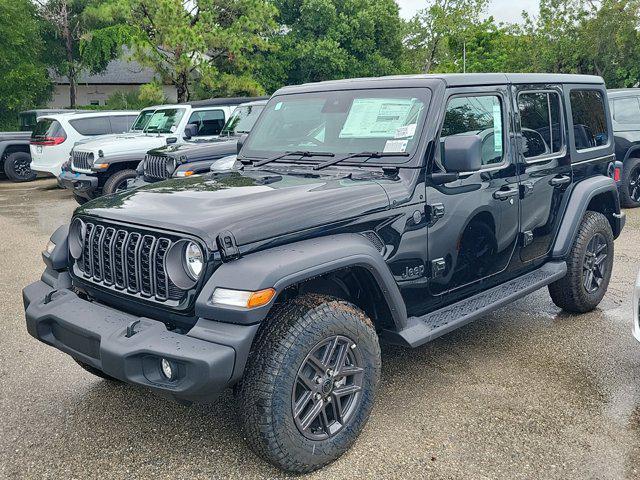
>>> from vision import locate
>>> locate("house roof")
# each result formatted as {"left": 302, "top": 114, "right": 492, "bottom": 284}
{"left": 52, "top": 58, "right": 159, "bottom": 85}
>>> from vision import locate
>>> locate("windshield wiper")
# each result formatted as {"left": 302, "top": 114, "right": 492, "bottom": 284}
{"left": 252, "top": 150, "right": 334, "bottom": 167}
{"left": 313, "top": 151, "right": 410, "bottom": 171}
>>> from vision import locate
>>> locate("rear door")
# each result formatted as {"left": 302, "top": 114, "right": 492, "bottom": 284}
{"left": 514, "top": 85, "right": 572, "bottom": 263}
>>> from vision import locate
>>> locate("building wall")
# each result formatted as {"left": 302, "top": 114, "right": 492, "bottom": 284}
{"left": 49, "top": 84, "right": 178, "bottom": 108}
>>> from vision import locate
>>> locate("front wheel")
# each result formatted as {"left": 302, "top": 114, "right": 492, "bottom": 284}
{"left": 237, "top": 294, "right": 381, "bottom": 473}
{"left": 549, "top": 211, "right": 614, "bottom": 313}
{"left": 620, "top": 157, "right": 640, "bottom": 208}
{"left": 102, "top": 169, "right": 137, "bottom": 195}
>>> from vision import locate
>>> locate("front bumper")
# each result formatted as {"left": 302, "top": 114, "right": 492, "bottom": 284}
{"left": 23, "top": 279, "right": 256, "bottom": 403}
{"left": 633, "top": 270, "right": 640, "bottom": 343}
{"left": 58, "top": 170, "right": 99, "bottom": 199}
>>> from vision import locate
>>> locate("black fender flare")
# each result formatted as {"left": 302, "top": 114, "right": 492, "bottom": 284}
{"left": 0, "top": 139, "right": 30, "bottom": 160}
{"left": 195, "top": 233, "right": 408, "bottom": 329}
{"left": 623, "top": 144, "right": 640, "bottom": 162}
{"left": 552, "top": 176, "right": 623, "bottom": 259}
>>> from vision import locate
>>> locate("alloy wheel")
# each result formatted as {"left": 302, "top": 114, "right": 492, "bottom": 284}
{"left": 629, "top": 166, "right": 640, "bottom": 202}
{"left": 292, "top": 335, "right": 364, "bottom": 441}
{"left": 583, "top": 232, "right": 608, "bottom": 294}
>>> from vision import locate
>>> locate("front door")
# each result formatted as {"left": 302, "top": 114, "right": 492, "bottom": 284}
{"left": 514, "top": 85, "right": 572, "bottom": 263}
{"left": 426, "top": 86, "right": 521, "bottom": 299}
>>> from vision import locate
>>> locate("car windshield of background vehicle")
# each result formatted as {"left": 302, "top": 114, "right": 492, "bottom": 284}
{"left": 611, "top": 96, "right": 640, "bottom": 124}
{"left": 131, "top": 110, "right": 156, "bottom": 131}
{"left": 570, "top": 90, "right": 609, "bottom": 151}
{"left": 220, "top": 104, "right": 265, "bottom": 136}
{"left": 518, "top": 91, "right": 564, "bottom": 159}
{"left": 242, "top": 89, "right": 430, "bottom": 163}
{"left": 143, "top": 108, "right": 186, "bottom": 134}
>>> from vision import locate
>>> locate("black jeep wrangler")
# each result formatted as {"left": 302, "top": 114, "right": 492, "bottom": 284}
{"left": 23, "top": 74, "right": 624, "bottom": 473}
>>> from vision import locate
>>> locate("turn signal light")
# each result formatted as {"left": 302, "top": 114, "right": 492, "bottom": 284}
{"left": 247, "top": 288, "right": 276, "bottom": 308}
{"left": 211, "top": 287, "right": 276, "bottom": 309}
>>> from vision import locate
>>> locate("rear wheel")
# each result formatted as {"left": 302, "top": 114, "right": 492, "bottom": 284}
{"left": 102, "top": 169, "right": 137, "bottom": 195}
{"left": 237, "top": 294, "right": 381, "bottom": 473}
{"left": 549, "top": 211, "right": 614, "bottom": 313}
{"left": 4, "top": 152, "right": 36, "bottom": 182}
{"left": 74, "top": 360, "right": 121, "bottom": 382}
{"left": 620, "top": 157, "right": 640, "bottom": 208}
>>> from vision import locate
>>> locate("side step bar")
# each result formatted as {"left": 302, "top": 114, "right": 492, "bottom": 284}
{"left": 383, "top": 261, "right": 567, "bottom": 348}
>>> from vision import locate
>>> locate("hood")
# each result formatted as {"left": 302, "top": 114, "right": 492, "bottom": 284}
{"left": 77, "top": 170, "right": 391, "bottom": 249}
{"left": 73, "top": 134, "right": 169, "bottom": 157}
{"left": 151, "top": 139, "right": 238, "bottom": 163}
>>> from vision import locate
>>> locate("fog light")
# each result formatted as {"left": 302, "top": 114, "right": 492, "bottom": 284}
{"left": 44, "top": 240, "right": 56, "bottom": 255}
{"left": 161, "top": 358, "right": 175, "bottom": 380}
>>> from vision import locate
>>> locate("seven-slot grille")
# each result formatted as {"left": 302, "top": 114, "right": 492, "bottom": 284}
{"left": 75, "top": 220, "right": 183, "bottom": 303}
{"left": 144, "top": 154, "right": 171, "bottom": 179}
{"left": 72, "top": 151, "right": 92, "bottom": 171}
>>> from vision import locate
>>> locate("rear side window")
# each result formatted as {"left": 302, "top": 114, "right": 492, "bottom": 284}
{"left": 611, "top": 97, "right": 640, "bottom": 124}
{"left": 570, "top": 90, "right": 609, "bottom": 151}
{"left": 31, "top": 119, "right": 65, "bottom": 139}
{"left": 441, "top": 95, "right": 504, "bottom": 166}
{"left": 109, "top": 115, "right": 136, "bottom": 133}
{"left": 518, "top": 91, "right": 564, "bottom": 159}
{"left": 69, "top": 116, "right": 112, "bottom": 136}
{"left": 187, "top": 109, "right": 226, "bottom": 136}
{"left": 19, "top": 112, "right": 37, "bottom": 131}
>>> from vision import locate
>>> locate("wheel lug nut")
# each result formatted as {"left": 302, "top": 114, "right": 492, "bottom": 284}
{"left": 350, "top": 343, "right": 357, "bottom": 349}
{"left": 315, "top": 393, "right": 322, "bottom": 401}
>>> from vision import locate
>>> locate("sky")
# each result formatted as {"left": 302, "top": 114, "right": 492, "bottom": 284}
{"left": 396, "top": 0, "right": 541, "bottom": 24}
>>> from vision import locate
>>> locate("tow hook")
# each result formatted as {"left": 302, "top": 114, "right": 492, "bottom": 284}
{"left": 125, "top": 319, "right": 141, "bottom": 338}
{"left": 43, "top": 289, "right": 58, "bottom": 305}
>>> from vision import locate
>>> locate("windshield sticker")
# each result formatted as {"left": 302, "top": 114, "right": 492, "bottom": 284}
{"left": 340, "top": 99, "right": 416, "bottom": 138}
{"left": 383, "top": 139, "right": 409, "bottom": 153}
{"left": 170, "top": 125, "right": 177, "bottom": 133}
{"left": 493, "top": 104, "right": 503, "bottom": 151}
{"left": 394, "top": 123, "right": 417, "bottom": 139}
{"left": 274, "top": 102, "right": 282, "bottom": 111}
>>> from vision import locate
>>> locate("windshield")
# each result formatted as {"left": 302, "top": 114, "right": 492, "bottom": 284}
{"left": 242, "top": 89, "right": 429, "bottom": 163}
{"left": 220, "top": 104, "right": 265, "bottom": 136}
{"left": 131, "top": 109, "right": 156, "bottom": 131}
{"left": 143, "top": 108, "right": 185, "bottom": 134}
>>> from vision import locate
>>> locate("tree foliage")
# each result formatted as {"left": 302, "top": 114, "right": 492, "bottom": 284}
{"left": 256, "top": 0, "right": 407, "bottom": 92}
{"left": 0, "top": 0, "right": 52, "bottom": 129}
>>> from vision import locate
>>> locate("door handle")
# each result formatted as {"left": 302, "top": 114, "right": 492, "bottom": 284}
{"left": 549, "top": 175, "right": 571, "bottom": 187}
{"left": 493, "top": 186, "right": 519, "bottom": 200}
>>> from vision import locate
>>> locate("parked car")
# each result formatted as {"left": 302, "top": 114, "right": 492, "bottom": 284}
{"left": 608, "top": 89, "right": 640, "bottom": 207}
{"left": 24, "top": 73, "right": 624, "bottom": 473}
{"left": 29, "top": 110, "right": 140, "bottom": 177}
{"left": 633, "top": 269, "right": 640, "bottom": 344}
{"left": 61, "top": 97, "right": 267, "bottom": 202}
{"left": 130, "top": 99, "right": 267, "bottom": 187}
{"left": 0, "top": 109, "right": 72, "bottom": 182}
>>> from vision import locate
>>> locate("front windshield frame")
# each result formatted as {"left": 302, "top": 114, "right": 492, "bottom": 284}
{"left": 241, "top": 88, "right": 432, "bottom": 166}
{"left": 143, "top": 108, "right": 186, "bottom": 134}
{"left": 220, "top": 104, "right": 265, "bottom": 136}
{"left": 131, "top": 109, "right": 156, "bottom": 131}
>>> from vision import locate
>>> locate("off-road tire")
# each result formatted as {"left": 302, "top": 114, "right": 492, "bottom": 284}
{"left": 620, "top": 157, "right": 640, "bottom": 208}
{"left": 102, "top": 169, "right": 137, "bottom": 195}
{"left": 237, "top": 294, "right": 381, "bottom": 473}
{"left": 4, "top": 152, "right": 36, "bottom": 182}
{"left": 74, "top": 360, "right": 121, "bottom": 382}
{"left": 73, "top": 193, "right": 89, "bottom": 205}
{"left": 549, "top": 211, "right": 614, "bottom": 313}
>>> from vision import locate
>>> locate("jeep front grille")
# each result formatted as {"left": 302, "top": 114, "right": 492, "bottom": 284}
{"left": 72, "top": 151, "right": 92, "bottom": 171}
{"left": 75, "top": 220, "right": 184, "bottom": 303}
{"left": 144, "top": 154, "right": 170, "bottom": 179}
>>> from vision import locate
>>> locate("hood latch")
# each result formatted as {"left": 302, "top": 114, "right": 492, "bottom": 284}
{"left": 217, "top": 230, "right": 241, "bottom": 262}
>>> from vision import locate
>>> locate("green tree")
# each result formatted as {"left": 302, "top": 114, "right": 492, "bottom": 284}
{"left": 0, "top": 0, "right": 52, "bottom": 129}
{"left": 257, "top": 0, "right": 407, "bottom": 92}
{"left": 404, "top": 0, "right": 489, "bottom": 73}
{"left": 91, "top": 0, "right": 278, "bottom": 102}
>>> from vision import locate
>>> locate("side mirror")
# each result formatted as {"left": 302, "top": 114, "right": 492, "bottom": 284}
{"left": 166, "top": 137, "right": 178, "bottom": 145}
{"left": 237, "top": 133, "right": 248, "bottom": 155}
{"left": 183, "top": 123, "right": 198, "bottom": 140}
{"left": 442, "top": 135, "right": 482, "bottom": 173}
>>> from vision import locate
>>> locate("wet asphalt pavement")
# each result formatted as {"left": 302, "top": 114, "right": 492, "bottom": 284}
{"left": 1, "top": 177, "right": 640, "bottom": 479}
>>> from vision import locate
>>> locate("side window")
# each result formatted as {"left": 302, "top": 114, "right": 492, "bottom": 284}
{"left": 109, "top": 115, "right": 136, "bottom": 133}
{"left": 569, "top": 89, "right": 609, "bottom": 151}
{"left": 612, "top": 97, "right": 640, "bottom": 124}
{"left": 518, "top": 91, "right": 564, "bottom": 159}
{"left": 441, "top": 95, "right": 504, "bottom": 167}
{"left": 69, "top": 117, "right": 112, "bottom": 136}
{"left": 187, "top": 109, "right": 226, "bottom": 136}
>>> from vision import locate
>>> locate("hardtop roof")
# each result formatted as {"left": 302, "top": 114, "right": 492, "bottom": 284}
{"left": 607, "top": 88, "right": 640, "bottom": 98}
{"left": 275, "top": 73, "right": 605, "bottom": 95}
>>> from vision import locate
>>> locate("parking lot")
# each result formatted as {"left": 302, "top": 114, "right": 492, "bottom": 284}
{"left": 1, "top": 177, "right": 639, "bottom": 479}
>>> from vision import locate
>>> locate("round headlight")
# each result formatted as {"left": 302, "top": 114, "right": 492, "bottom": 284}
{"left": 68, "top": 218, "right": 85, "bottom": 259}
{"left": 166, "top": 157, "right": 177, "bottom": 175}
{"left": 184, "top": 242, "right": 203, "bottom": 280}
